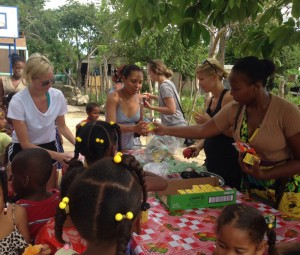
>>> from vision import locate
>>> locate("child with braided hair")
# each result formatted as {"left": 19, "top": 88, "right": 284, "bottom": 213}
{"left": 54, "top": 155, "right": 149, "bottom": 255}
{"left": 215, "top": 204, "right": 276, "bottom": 255}
{"left": 73, "top": 120, "right": 167, "bottom": 192}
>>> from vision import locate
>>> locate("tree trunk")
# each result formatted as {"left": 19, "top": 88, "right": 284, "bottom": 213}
{"left": 103, "top": 56, "right": 109, "bottom": 93}
{"left": 63, "top": 69, "right": 76, "bottom": 87}
{"left": 279, "top": 79, "right": 285, "bottom": 98}
{"left": 188, "top": 87, "right": 199, "bottom": 125}
{"left": 178, "top": 73, "right": 182, "bottom": 97}
{"left": 76, "top": 59, "right": 82, "bottom": 90}
{"left": 146, "top": 78, "right": 154, "bottom": 118}
{"left": 216, "top": 31, "right": 226, "bottom": 65}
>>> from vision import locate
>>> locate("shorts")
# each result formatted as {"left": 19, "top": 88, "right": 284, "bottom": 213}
{"left": 8, "top": 141, "right": 58, "bottom": 165}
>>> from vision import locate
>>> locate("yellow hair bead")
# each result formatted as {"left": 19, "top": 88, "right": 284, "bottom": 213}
{"left": 115, "top": 212, "right": 134, "bottom": 221}
{"left": 116, "top": 152, "right": 123, "bottom": 156}
{"left": 268, "top": 223, "right": 273, "bottom": 229}
{"left": 126, "top": 212, "right": 134, "bottom": 220}
{"left": 114, "top": 155, "right": 122, "bottom": 163}
{"left": 80, "top": 122, "right": 87, "bottom": 127}
{"left": 109, "top": 121, "right": 115, "bottom": 125}
{"left": 59, "top": 197, "right": 70, "bottom": 214}
{"left": 115, "top": 213, "right": 123, "bottom": 221}
{"left": 62, "top": 197, "right": 69, "bottom": 203}
{"left": 96, "top": 138, "right": 104, "bottom": 143}
{"left": 76, "top": 137, "right": 82, "bottom": 142}
{"left": 59, "top": 201, "right": 66, "bottom": 209}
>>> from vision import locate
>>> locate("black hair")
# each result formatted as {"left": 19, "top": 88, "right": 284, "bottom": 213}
{"left": 11, "top": 148, "right": 53, "bottom": 187}
{"left": 74, "top": 121, "right": 122, "bottom": 166}
{"left": 3, "top": 92, "right": 16, "bottom": 109}
{"left": 232, "top": 56, "right": 276, "bottom": 91}
{"left": 10, "top": 53, "right": 25, "bottom": 67}
{"left": 86, "top": 102, "right": 99, "bottom": 114}
{"left": 54, "top": 162, "right": 85, "bottom": 244}
{"left": 121, "top": 64, "right": 143, "bottom": 79}
{"left": 217, "top": 204, "right": 276, "bottom": 254}
{"left": 59, "top": 155, "right": 148, "bottom": 255}
{"left": 0, "top": 168, "right": 8, "bottom": 215}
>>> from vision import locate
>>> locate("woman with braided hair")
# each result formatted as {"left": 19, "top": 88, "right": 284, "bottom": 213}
{"left": 54, "top": 155, "right": 149, "bottom": 255}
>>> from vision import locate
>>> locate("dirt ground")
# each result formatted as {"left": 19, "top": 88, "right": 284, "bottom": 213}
{"left": 64, "top": 105, "right": 205, "bottom": 165}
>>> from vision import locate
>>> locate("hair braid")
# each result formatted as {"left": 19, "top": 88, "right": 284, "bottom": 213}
{"left": 115, "top": 221, "right": 132, "bottom": 255}
{"left": 54, "top": 207, "right": 68, "bottom": 244}
{"left": 113, "top": 123, "right": 122, "bottom": 152}
{"left": 0, "top": 169, "right": 8, "bottom": 214}
{"left": 266, "top": 227, "right": 276, "bottom": 254}
{"left": 121, "top": 155, "right": 147, "bottom": 204}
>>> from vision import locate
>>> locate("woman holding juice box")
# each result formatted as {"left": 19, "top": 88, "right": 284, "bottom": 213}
{"left": 187, "top": 59, "right": 242, "bottom": 190}
{"left": 153, "top": 56, "right": 300, "bottom": 218}
{"left": 106, "top": 64, "right": 148, "bottom": 150}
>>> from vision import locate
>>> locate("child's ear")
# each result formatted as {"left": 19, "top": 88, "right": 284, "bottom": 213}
{"left": 24, "top": 175, "right": 30, "bottom": 186}
{"left": 256, "top": 240, "right": 267, "bottom": 255}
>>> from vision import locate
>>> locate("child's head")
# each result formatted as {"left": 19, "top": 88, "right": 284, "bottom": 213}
{"left": 11, "top": 148, "right": 53, "bottom": 197}
{"left": 11, "top": 53, "right": 25, "bottom": 79}
{"left": 0, "top": 108, "right": 7, "bottom": 130}
{"left": 74, "top": 121, "right": 121, "bottom": 166}
{"left": 215, "top": 204, "right": 276, "bottom": 255}
{"left": 58, "top": 155, "right": 148, "bottom": 254}
{"left": 86, "top": 102, "right": 100, "bottom": 122}
{"left": 0, "top": 168, "right": 8, "bottom": 214}
{"left": 55, "top": 163, "right": 85, "bottom": 244}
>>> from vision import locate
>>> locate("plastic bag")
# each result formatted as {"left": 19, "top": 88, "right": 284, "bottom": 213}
{"left": 143, "top": 161, "right": 170, "bottom": 177}
{"left": 144, "top": 135, "right": 180, "bottom": 162}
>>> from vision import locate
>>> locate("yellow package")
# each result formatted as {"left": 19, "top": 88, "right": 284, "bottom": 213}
{"left": 185, "top": 189, "right": 194, "bottom": 194}
{"left": 215, "top": 187, "right": 224, "bottom": 191}
{"left": 243, "top": 152, "right": 260, "bottom": 166}
{"left": 141, "top": 210, "right": 148, "bottom": 223}
{"left": 192, "top": 185, "right": 201, "bottom": 192}
{"left": 177, "top": 189, "right": 186, "bottom": 194}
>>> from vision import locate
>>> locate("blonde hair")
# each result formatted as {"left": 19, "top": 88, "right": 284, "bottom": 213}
{"left": 147, "top": 59, "right": 173, "bottom": 78}
{"left": 23, "top": 53, "right": 53, "bottom": 85}
{"left": 196, "top": 58, "right": 228, "bottom": 80}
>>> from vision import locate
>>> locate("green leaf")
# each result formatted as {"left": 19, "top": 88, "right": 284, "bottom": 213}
{"left": 292, "top": 0, "right": 300, "bottom": 19}
{"left": 134, "top": 20, "right": 141, "bottom": 36}
{"left": 259, "top": 7, "right": 274, "bottom": 25}
{"left": 199, "top": 24, "right": 210, "bottom": 44}
{"left": 229, "top": 0, "right": 235, "bottom": 9}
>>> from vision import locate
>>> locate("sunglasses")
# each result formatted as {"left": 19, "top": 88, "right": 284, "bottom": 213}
{"left": 202, "top": 59, "right": 217, "bottom": 74}
{"left": 41, "top": 77, "right": 55, "bottom": 87}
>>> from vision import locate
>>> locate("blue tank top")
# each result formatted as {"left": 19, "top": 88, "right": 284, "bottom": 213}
{"left": 116, "top": 105, "right": 140, "bottom": 150}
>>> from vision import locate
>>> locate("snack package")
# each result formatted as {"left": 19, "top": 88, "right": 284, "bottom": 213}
{"left": 22, "top": 245, "right": 42, "bottom": 255}
{"left": 146, "top": 122, "right": 156, "bottom": 132}
{"left": 233, "top": 142, "right": 260, "bottom": 165}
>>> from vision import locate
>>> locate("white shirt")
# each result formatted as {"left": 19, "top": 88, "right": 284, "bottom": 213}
{"left": 8, "top": 87, "right": 68, "bottom": 144}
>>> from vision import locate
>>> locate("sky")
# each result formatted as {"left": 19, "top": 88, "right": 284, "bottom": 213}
{"left": 44, "top": 0, "right": 99, "bottom": 9}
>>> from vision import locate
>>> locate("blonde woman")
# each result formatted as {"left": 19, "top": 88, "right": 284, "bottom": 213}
{"left": 188, "top": 59, "right": 242, "bottom": 189}
{"left": 145, "top": 60, "right": 187, "bottom": 128}
{"left": 7, "top": 53, "right": 75, "bottom": 188}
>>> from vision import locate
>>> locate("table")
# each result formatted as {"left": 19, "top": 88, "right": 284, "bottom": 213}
{"left": 131, "top": 192, "right": 300, "bottom": 255}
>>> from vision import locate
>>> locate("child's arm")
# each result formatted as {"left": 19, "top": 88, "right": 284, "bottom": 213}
{"left": 144, "top": 171, "right": 168, "bottom": 192}
{"left": 15, "top": 204, "right": 31, "bottom": 243}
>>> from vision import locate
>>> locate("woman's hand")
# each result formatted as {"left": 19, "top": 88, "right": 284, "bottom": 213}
{"left": 53, "top": 152, "right": 73, "bottom": 164}
{"left": 152, "top": 122, "right": 167, "bottom": 136}
{"left": 134, "top": 121, "right": 148, "bottom": 136}
{"left": 194, "top": 113, "right": 211, "bottom": 125}
{"left": 143, "top": 93, "right": 157, "bottom": 100}
{"left": 143, "top": 100, "right": 153, "bottom": 110}
{"left": 188, "top": 144, "right": 202, "bottom": 158}
{"left": 239, "top": 153, "right": 265, "bottom": 179}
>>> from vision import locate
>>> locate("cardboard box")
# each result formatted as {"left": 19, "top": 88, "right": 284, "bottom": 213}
{"left": 156, "top": 177, "right": 236, "bottom": 211}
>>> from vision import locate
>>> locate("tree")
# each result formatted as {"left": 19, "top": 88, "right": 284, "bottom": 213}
{"left": 112, "top": 0, "right": 300, "bottom": 57}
